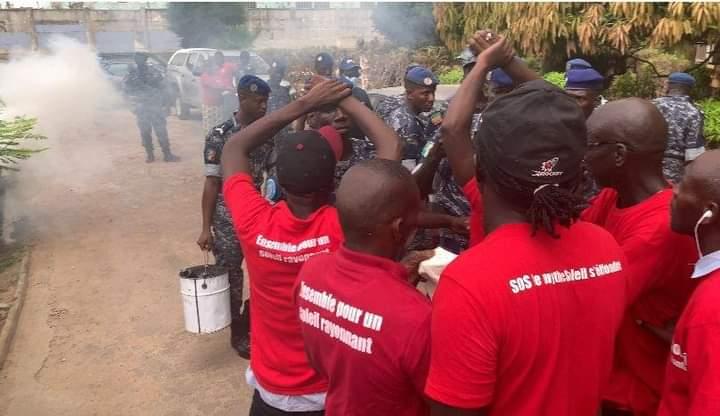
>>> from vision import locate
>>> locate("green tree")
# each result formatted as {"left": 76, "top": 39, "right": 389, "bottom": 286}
{"left": 0, "top": 108, "right": 46, "bottom": 171}
{"left": 167, "top": 3, "right": 256, "bottom": 49}
{"left": 433, "top": 3, "right": 720, "bottom": 72}
{"left": 372, "top": 3, "right": 439, "bottom": 48}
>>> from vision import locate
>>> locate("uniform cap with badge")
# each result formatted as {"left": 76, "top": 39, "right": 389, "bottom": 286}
{"left": 237, "top": 75, "right": 271, "bottom": 96}
{"left": 339, "top": 57, "right": 361, "bottom": 72}
{"left": 405, "top": 66, "right": 439, "bottom": 88}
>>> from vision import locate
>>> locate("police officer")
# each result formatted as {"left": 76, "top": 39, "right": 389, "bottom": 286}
{"left": 565, "top": 65, "right": 605, "bottom": 118}
{"left": 384, "top": 65, "right": 439, "bottom": 171}
{"left": 267, "top": 59, "right": 295, "bottom": 115}
{"left": 314, "top": 52, "right": 334, "bottom": 77}
{"left": 338, "top": 57, "right": 362, "bottom": 86}
{"left": 375, "top": 63, "right": 422, "bottom": 121}
{"left": 197, "top": 75, "right": 270, "bottom": 358}
{"left": 653, "top": 72, "right": 706, "bottom": 183}
{"left": 123, "top": 52, "right": 179, "bottom": 163}
{"left": 565, "top": 62, "right": 605, "bottom": 201}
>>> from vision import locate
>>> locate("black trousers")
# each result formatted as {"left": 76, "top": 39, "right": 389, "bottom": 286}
{"left": 249, "top": 391, "right": 324, "bottom": 416}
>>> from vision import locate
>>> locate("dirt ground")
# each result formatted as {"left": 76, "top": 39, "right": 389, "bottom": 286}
{"left": 0, "top": 109, "right": 253, "bottom": 415}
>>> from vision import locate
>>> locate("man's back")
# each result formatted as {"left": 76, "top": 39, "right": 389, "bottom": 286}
{"left": 223, "top": 173, "right": 343, "bottom": 396}
{"left": 297, "top": 247, "right": 431, "bottom": 416}
{"left": 426, "top": 222, "right": 628, "bottom": 415}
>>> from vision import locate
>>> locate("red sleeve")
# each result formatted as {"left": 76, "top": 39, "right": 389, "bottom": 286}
{"left": 425, "top": 276, "right": 497, "bottom": 409}
{"left": 222, "top": 173, "right": 270, "bottom": 241}
{"left": 462, "top": 179, "right": 485, "bottom": 246}
{"left": 687, "top": 323, "right": 720, "bottom": 415}
{"left": 401, "top": 310, "right": 432, "bottom": 395}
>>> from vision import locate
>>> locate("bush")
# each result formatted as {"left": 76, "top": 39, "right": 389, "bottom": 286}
{"left": 438, "top": 67, "right": 463, "bottom": 84}
{"left": 543, "top": 71, "right": 565, "bottom": 88}
{"left": 607, "top": 67, "right": 657, "bottom": 100}
{"left": 698, "top": 99, "right": 720, "bottom": 148}
{"left": 0, "top": 109, "right": 46, "bottom": 171}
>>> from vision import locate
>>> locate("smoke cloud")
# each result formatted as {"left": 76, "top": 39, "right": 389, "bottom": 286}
{"left": 0, "top": 37, "right": 126, "bottom": 241}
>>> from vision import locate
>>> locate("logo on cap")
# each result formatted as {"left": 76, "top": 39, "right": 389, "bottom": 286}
{"left": 532, "top": 157, "right": 563, "bottom": 177}
{"left": 423, "top": 77, "right": 433, "bottom": 86}
{"left": 250, "top": 83, "right": 258, "bottom": 92}
{"left": 272, "top": 62, "right": 277, "bottom": 68}
{"left": 317, "top": 56, "right": 323, "bottom": 62}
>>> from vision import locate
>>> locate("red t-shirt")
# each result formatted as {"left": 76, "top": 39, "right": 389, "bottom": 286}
{"left": 461, "top": 178, "right": 484, "bottom": 247}
{"left": 201, "top": 63, "right": 236, "bottom": 106}
{"left": 581, "top": 188, "right": 697, "bottom": 414}
{"left": 658, "top": 269, "right": 720, "bottom": 416}
{"left": 425, "top": 222, "right": 628, "bottom": 415}
{"left": 223, "top": 173, "right": 343, "bottom": 395}
{"left": 295, "top": 246, "right": 431, "bottom": 416}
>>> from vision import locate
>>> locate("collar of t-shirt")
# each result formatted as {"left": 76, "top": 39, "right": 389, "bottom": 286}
{"left": 336, "top": 245, "right": 408, "bottom": 283}
{"left": 691, "top": 249, "right": 720, "bottom": 279}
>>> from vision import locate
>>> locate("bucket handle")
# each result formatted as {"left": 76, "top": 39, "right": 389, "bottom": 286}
{"left": 201, "top": 251, "right": 209, "bottom": 290}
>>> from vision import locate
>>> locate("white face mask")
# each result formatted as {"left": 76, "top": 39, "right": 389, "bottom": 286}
{"left": 694, "top": 210, "right": 713, "bottom": 257}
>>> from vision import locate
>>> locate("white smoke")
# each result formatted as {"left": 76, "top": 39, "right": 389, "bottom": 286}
{"left": 0, "top": 36, "right": 126, "bottom": 241}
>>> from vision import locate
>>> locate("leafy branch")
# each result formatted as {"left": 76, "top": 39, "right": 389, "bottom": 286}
{"left": 0, "top": 110, "right": 47, "bottom": 171}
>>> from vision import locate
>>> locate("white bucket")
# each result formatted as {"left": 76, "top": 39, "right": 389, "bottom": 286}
{"left": 179, "top": 265, "right": 231, "bottom": 334}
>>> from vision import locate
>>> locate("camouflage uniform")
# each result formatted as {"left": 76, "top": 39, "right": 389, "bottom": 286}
{"left": 334, "top": 136, "right": 376, "bottom": 190}
{"left": 375, "top": 95, "right": 404, "bottom": 121}
{"left": 652, "top": 95, "right": 706, "bottom": 184}
{"left": 204, "top": 117, "right": 272, "bottom": 338}
{"left": 384, "top": 102, "right": 431, "bottom": 167}
{"left": 123, "top": 65, "right": 173, "bottom": 156}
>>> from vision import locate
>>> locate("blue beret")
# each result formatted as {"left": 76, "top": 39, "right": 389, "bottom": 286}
{"left": 315, "top": 52, "right": 334, "bottom": 67}
{"left": 566, "top": 58, "right": 592, "bottom": 71}
{"left": 405, "top": 66, "right": 439, "bottom": 87}
{"left": 339, "top": 57, "right": 361, "bottom": 72}
{"left": 668, "top": 72, "right": 695, "bottom": 87}
{"left": 237, "top": 75, "right": 271, "bottom": 96}
{"left": 490, "top": 68, "right": 514, "bottom": 88}
{"left": 565, "top": 68, "right": 604, "bottom": 90}
{"left": 456, "top": 48, "right": 476, "bottom": 67}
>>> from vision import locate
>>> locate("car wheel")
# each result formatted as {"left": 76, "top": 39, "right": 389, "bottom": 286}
{"left": 175, "top": 96, "right": 190, "bottom": 120}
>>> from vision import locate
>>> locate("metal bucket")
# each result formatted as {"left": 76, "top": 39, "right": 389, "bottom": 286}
{"left": 178, "top": 264, "right": 231, "bottom": 334}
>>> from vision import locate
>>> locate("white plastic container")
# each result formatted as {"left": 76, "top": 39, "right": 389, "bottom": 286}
{"left": 179, "top": 265, "right": 231, "bottom": 334}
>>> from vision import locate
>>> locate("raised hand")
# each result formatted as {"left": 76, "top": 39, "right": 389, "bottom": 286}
{"left": 301, "top": 78, "right": 352, "bottom": 110}
{"left": 474, "top": 34, "right": 514, "bottom": 70}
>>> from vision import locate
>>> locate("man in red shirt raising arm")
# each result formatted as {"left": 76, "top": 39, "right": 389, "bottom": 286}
{"left": 296, "top": 158, "right": 431, "bottom": 416}
{"left": 425, "top": 35, "right": 628, "bottom": 416}
{"left": 581, "top": 98, "right": 698, "bottom": 416}
{"left": 658, "top": 149, "right": 720, "bottom": 415}
{"left": 220, "top": 78, "right": 401, "bottom": 415}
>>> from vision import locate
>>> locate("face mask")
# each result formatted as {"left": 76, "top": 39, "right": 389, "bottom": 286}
{"left": 694, "top": 210, "right": 713, "bottom": 257}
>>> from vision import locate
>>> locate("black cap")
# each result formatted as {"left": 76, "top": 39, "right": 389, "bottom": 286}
{"left": 477, "top": 79, "right": 587, "bottom": 187}
{"left": 276, "top": 131, "right": 337, "bottom": 195}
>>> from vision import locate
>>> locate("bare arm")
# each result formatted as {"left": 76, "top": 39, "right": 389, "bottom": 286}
{"left": 221, "top": 80, "right": 352, "bottom": 178}
{"left": 338, "top": 95, "right": 402, "bottom": 160}
{"left": 413, "top": 142, "right": 445, "bottom": 200}
{"left": 197, "top": 176, "right": 220, "bottom": 250}
{"left": 418, "top": 211, "right": 469, "bottom": 235}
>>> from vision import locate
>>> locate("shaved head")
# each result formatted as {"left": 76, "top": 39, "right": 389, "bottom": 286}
{"left": 588, "top": 98, "right": 667, "bottom": 153}
{"left": 336, "top": 159, "right": 420, "bottom": 251}
{"left": 585, "top": 98, "right": 668, "bottom": 188}
{"left": 671, "top": 150, "right": 720, "bottom": 235}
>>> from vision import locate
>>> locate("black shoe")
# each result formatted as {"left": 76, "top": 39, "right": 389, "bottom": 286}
{"left": 232, "top": 334, "right": 251, "bottom": 359}
{"left": 145, "top": 152, "right": 155, "bottom": 163}
{"left": 163, "top": 153, "right": 180, "bottom": 162}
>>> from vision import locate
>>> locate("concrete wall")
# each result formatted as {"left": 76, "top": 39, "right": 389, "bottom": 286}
{"left": 0, "top": 6, "right": 381, "bottom": 55}
{"left": 0, "top": 8, "right": 180, "bottom": 55}
{"left": 247, "top": 8, "right": 382, "bottom": 49}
